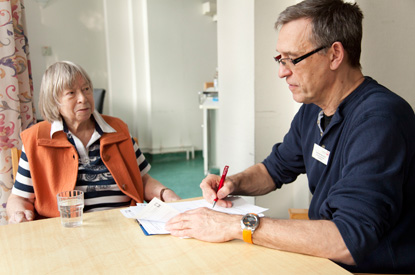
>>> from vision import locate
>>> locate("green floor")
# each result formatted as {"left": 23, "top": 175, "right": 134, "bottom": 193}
{"left": 144, "top": 151, "right": 205, "bottom": 199}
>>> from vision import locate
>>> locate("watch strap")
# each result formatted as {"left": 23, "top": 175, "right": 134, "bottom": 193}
{"left": 242, "top": 229, "right": 253, "bottom": 244}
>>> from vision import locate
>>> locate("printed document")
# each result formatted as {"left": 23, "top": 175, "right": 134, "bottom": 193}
{"left": 120, "top": 196, "right": 268, "bottom": 235}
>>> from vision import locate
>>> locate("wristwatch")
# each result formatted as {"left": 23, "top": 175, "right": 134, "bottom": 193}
{"left": 241, "top": 213, "right": 260, "bottom": 244}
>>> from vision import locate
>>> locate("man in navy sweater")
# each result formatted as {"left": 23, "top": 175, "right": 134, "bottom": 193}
{"left": 166, "top": 0, "right": 415, "bottom": 273}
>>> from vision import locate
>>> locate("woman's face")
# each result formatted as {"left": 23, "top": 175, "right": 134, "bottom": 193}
{"left": 58, "top": 75, "right": 94, "bottom": 128}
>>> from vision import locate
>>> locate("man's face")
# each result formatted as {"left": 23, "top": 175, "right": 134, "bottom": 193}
{"left": 276, "top": 18, "right": 331, "bottom": 106}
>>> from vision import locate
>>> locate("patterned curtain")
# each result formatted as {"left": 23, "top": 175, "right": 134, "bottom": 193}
{"left": 0, "top": 0, "right": 35, "bottom": 225}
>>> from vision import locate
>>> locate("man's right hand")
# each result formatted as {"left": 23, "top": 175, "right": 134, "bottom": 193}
{"left": 200, "top": 174, "right": 235, "bottom": 208}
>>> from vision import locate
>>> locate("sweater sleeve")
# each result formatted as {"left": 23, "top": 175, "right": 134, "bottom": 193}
{"left": 262, "top": 107, "right": 307, "bottom": 188}
{"left": 11, "top": 145, "right": 35, "bottom": 199}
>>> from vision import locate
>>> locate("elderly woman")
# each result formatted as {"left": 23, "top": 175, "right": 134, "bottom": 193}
{"left": 7, "top": 61, "right": 181, "bottom": 223}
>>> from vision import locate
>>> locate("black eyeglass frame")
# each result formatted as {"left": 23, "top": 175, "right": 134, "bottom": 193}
{"left": 274, "top": 46, "right": 327, "bottom": 66}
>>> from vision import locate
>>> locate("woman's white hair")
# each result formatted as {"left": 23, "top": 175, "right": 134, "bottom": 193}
{"left": 38, "top": 61, "right": 93, "bottom": 122}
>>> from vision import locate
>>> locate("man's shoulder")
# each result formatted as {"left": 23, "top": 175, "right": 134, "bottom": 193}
{"left": 346, "top": 77, "right": 414, "bottom": 118}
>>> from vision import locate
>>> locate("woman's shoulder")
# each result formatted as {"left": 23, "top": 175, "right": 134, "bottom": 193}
{"left": 100, "top": 115, "right": 129, "bottom": 130}
{"left": 100, "top": 115, "right": 125, "bottom": 124}
{"left": 20, "top": 121, "right": 53, "bottom": 145}
{"left": 22, "top": 121, "right": 51, "bottom": 135}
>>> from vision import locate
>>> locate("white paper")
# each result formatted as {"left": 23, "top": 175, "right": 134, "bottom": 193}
{"left": 121, "top": 196, "right": 268, "bottom": 235}
{"left": 168, "top": 196, "right": 267, "bottom": 215}
{"left": 120, "top": 205, "right": 146, "bottom": 218}
{"left": 135, "top": 197, "right": 180, "bottom": 222}
{"left": 139, "top": 220, "right": 170, "bottom": 234}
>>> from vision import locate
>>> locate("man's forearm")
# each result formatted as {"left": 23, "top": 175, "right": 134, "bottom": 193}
{"left": 253, "top": 218, "right": 355, "bottom": 265}
{"left": 228, "top": 163, "right": 276, "bottom": 196}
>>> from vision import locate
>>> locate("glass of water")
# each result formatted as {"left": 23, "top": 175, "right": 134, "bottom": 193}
{"left": 56, "top": 190, "right": 84, "bottom": 228}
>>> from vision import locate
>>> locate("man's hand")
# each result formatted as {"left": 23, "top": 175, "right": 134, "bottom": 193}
{"left": 200, "top": 164, "right": 276, "bottom": 208}
{"left": 200, "top": 174, "right": 235, "bottom": 208}
{"left": 165, "top": 207, "right": 241, "bottom": 242}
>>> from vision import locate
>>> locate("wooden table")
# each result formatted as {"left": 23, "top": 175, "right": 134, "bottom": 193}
{"left": 0, "top": 208, "right": 351, "bottom": 274}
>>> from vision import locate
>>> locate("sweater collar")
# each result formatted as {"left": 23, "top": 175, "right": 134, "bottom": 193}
{"left": 316, "top": 76, "right": 374, "bottom": 135}
{"left": 50, "top": 110, "right": 116, "bottom": 138}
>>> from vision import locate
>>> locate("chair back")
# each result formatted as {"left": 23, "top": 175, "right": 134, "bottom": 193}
{"left": 288, "top": 208, "right": 309, "bottom": 220}
{"left": 93, "top": 89, "right": 106, "bottom": 113}
{"left": 11, "top": 147, "right": 22, "bottom": 180}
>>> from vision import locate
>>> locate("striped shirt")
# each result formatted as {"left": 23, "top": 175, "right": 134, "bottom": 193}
{"left": 12, "top": 111, "right": 150, "bottom": 212}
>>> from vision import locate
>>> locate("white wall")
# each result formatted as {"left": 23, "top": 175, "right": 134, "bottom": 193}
{"left": 358, "top": 0, "right": 415, "bottom": 107}
{"left": 216, "top": 0, "right": 415, "bottom": 218}
{"left": 216, "top": 0, "right": 255, "bottom": 176}
{"left": 103, "top": 0, "right": 137, "bottom": 135}
{"left": 24, "top": 0, "right": 217, "bottom": 153}
{"left": 146, "top": 0, "right": 217, "bottom": 153}
{"left": 104, "top": 0, "right": 218, "bottom": 152}
{"left": 25, "top": 0, "right": 108, "bottom": 118}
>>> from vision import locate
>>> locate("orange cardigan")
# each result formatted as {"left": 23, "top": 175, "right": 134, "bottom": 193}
{"left": 21, "top": 116, "right": 144, "bottom": 218}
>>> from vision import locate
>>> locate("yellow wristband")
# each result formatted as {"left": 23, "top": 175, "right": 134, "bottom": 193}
{"left": 242, "top": 229, "right": 253, "bottom": 244}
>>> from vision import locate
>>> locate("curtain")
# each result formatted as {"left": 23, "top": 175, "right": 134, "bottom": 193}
{"left": 0, "top": 0, "right": 35, "bottom": 225}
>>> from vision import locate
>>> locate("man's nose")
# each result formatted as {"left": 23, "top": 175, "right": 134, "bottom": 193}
{"left": 278, "top": 64, "right": 292, "bottom": 79}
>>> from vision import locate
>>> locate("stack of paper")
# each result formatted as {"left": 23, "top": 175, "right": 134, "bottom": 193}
{"left": 120, "top": 196, "right": 268, "bottom": 235}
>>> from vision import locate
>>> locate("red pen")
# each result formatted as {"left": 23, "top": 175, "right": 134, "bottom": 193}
{"left": 212, "top": 165, "right": 229, "bottom": 208}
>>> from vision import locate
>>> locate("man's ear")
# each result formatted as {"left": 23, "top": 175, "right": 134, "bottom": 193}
{"left": 329, "top": 41, "right": 344, "bottom": 70}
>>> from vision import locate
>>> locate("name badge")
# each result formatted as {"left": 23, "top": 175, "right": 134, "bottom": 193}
{"left": 312, "top": 143, "right": 330, "bottom": 165}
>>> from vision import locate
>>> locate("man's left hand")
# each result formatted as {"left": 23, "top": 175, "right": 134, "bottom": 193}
{"left": 165, "top": 207, "right": 241, "bottom": 242}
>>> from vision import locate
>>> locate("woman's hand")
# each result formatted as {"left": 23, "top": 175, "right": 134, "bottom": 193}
{"left": 8, "top": 210, "right": 34, "bottom": 224}
{"left": 161, "top": 188, "right": 181, "bottom": 202}
{"left": 142, "top": 174, "right": 181, "bottom": 202}
{"left": 6, "top": 193, "right": 35, "bottom": 224}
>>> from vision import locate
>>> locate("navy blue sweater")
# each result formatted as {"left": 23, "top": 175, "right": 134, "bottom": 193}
{"left": 263, "top": 77, "right": 415, "bottom": 273}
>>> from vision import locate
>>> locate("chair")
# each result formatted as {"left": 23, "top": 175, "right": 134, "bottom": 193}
{"left": 93, "top": 88, "right": 106, "bottom": 113}
{"left": 11, "top": 147, "right": 22, "bottom": 180}
{"left": 288, "top": 208, "right": 309, "bottom": 220}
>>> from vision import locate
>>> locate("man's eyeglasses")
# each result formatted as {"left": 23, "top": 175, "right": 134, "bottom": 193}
{"left": 274, "top": 46, "right": 327, "bottom": 69}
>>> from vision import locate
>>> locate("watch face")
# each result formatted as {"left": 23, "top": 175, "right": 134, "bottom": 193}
{"left": 242, "top": 213, "right": 259, "bottom": 230}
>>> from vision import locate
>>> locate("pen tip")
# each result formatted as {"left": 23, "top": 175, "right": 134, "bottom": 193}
{"left": 212, "top": 201, "right": 216, "bottom": 208}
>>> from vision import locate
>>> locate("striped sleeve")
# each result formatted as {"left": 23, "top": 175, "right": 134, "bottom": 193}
{"left": 132, "top": 137, "right": 151, "bottom": 176}
{"left": 12, "top": 145, "right": 35, "bottom": 199}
